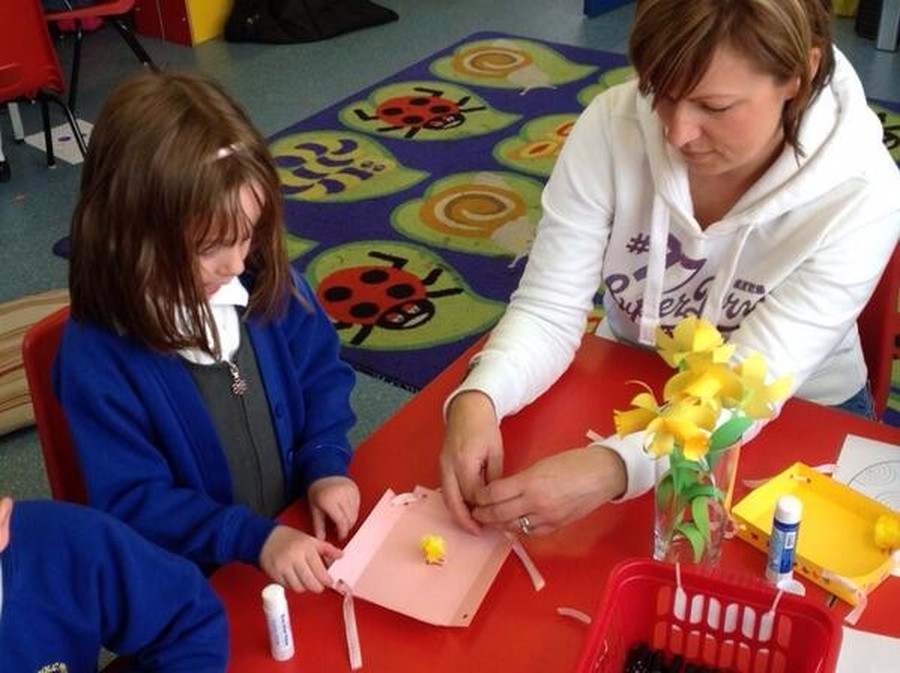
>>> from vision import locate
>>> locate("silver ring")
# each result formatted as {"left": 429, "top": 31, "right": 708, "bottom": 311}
{"left": 518, "top": 515, "right": 532, "bottom": 536}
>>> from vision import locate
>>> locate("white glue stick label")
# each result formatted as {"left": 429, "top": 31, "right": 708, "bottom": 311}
{"left": 262, "top": 583, "right": 295, "bottom": 661}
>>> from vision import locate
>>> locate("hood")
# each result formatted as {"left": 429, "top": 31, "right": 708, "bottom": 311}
{"left": 631, "top": 47, "right": 886, "bottom": 343}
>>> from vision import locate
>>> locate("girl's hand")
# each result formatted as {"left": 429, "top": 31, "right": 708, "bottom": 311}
{"left": 259, "top": 525, "right": 342, "bottom": 593}
{"left": 307, "top": 476, "right": 360, "bottom": 541}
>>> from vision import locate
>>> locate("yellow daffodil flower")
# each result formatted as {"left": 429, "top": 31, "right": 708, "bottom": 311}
{"left": 664, "top": 357, "right": 743, "bottom": 409}
{"left": 420, "top": 534, "right": 446, "bottom": 565}
{"left": 655, "top": 317, "right": 735, "bottom": 369}
{"left": 614, "top": 385, "right": 661, "bottom": 436}
{"left": 734, "top": 353, "right": 792, "bottom": 420}
{"left": 643, "top": 398, "right": 717, "bottom": 459}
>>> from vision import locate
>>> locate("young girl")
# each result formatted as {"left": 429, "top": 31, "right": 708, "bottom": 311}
{"left": 56, "top": 69, "right": 360, "bottom": 593}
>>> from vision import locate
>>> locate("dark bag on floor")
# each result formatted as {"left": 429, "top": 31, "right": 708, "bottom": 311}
{"left": 225, "top": 0, "right": 399, "bottom": 44}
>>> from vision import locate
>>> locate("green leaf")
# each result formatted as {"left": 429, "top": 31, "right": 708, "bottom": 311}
{"left": 656, "top": 472, "right": 674, "bottom": 507}
{"left": 709, "top": 416, "right": 753, "bottom": 451}
{"left": 681, "top": 483, "right": 722, "bottom": 502}
{"left": 675, "top": 522, "right": 706, "bottom": 563}
{"left": 691, "top": 495, "right": 711, "bottom": 543}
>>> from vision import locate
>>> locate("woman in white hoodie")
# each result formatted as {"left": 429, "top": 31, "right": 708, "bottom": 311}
{"left": 440, "top": 0, "right": 900, "bottom": 537}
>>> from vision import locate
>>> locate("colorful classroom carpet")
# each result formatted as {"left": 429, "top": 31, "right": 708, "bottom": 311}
{"left": 273, "top": 31, "right": 900, "bottom": 402}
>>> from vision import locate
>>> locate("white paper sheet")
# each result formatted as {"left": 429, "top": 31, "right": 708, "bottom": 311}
{"left": 833, "top": 435, "right": 900, "bottom": 510}
{"left": 837, "top": 626, "right": 900, "bottom": 672}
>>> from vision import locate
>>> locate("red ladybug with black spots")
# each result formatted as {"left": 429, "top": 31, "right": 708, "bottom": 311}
{"left": 317, "top": 251, "right": 463, "bottom": 345}
{"left": 353, "top": 86, "right": 486, "bottom": 139}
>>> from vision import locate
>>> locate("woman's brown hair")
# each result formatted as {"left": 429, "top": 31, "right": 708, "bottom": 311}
{"left": 69, "top": 69, "right": 292, "bottom": 357}
{"left": 629, "top": 0, "right": 835, "bottom": 155}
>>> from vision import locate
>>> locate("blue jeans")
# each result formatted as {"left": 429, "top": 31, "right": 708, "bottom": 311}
{"left": 832, "top": 384, "right": 876, "bottom": 420}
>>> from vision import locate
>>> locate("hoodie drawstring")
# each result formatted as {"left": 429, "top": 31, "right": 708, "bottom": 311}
{"left": 639, "top": 193, "right": 670, "bottom": 344}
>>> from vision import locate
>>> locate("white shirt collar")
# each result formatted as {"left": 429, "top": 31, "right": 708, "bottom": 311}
{"left": 208, "top": 276, "right": 249, "bottom": 308}
{"left": 178, "top": 276, "right": 248, "bottom": 365}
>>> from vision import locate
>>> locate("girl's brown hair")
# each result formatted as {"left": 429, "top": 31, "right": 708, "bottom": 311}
{"left": 69, "top": 70, "right": 292, "bottom": 357}
{"left": 629, "top": 0, "right": 835, "bottom": 155}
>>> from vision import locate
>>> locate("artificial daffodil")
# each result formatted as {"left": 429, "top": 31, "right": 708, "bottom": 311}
{"left": 664, "top": 356, "right": 744, "bottom": 411}
{"left": 733, "top": 353, "right": 793, "bottom": 420}
{"left": 655, "top": 316, "right": 735, "bottom": 369}
{"left": 644, "top": 398, "right": 718, "bottom": 460}
{"left": 612, "top": 317, "right": 792, "bottom": 564}
{"left": 613, "top": 385, "right": 662, "bottom": 436}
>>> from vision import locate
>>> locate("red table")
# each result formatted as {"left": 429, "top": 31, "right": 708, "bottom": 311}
{"left": 211, "top": 334, "right": 900, "bottom": 671}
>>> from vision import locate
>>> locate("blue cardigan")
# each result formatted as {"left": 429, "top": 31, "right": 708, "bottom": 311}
{"left": 0, "top": 500, "right": 227, "bottom": 671}
{"left": 55, "top": 275, "right": 356, "bottom": 568}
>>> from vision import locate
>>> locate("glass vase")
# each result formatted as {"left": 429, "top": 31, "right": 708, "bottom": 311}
{"left": 653, "top": 442, "right": 741, "bottom": 566}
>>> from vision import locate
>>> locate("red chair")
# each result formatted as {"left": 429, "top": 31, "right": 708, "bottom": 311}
{"left": 21, "top": 306, "right": 88, "bottom": 505}
{"left": 858, "top": 242, "right": 900, "bottom": 420}
{"left": 43, "top": 0, "right": 154, "bottom": 114}
{"left": 0, "top": 0, "right": 86, "bottom": 167}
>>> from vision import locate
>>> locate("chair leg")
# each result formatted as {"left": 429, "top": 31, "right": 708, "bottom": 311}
{"left": 47, "top": 94, "right": 88, "bottom": 158}
{"left": 67, "top": 25, "right": 84, "bottom": 113}
{"left": 39, "top": 97, "right": 57, "bottom": 168}
{"left": 8, "top": 102, "right": 25, "bottom": 142}
{"left": 0, "top": 124, "right": 8, "bottom": 181}
{"left": 109, "top": 18, "right": 155, "bottom": 69}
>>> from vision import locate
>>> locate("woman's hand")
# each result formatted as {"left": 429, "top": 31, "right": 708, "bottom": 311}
{"left": 470, "top": 446, "right": 627, "bottom": 537}
{"left": 440, "top": 391, "right": 504, "bottom": 534}
{"left": 307, "top": 476, "right": 360, "bottom": 541}
{"left": 259, "top": 525, "right": 343, "bottom": 593}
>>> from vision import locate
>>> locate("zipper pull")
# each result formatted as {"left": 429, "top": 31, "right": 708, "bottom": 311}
{"left": 226, "top": 360, "right": 248, "bottom": 396}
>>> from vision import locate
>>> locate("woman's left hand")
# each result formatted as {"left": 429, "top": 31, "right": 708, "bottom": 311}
{"left": 470, "top": 447, "right": 627, "bottom": 537}
{"left": 307, "top": 476, "right": 361, "bottom": 541}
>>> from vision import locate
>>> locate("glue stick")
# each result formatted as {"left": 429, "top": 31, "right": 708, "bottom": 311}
{"left": 262, "top": 583, "right": 295, "bottom": 661}
{"left": 766, "top": 495, "right": 802, "bottom": 586}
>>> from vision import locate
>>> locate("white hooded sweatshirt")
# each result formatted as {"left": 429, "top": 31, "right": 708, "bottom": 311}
{"left": 454, "top": 49, "right": 900, "bottom": 499}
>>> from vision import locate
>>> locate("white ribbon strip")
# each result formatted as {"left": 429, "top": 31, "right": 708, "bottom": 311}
{"left": 556, "top": 606, "right": 592, "bottom": 624}
{"left": 741, "top": 463, "right": 836, "bottom": 489}
{"left": 821, "top": 571, "right": 867, "bottom": 625}
{"left": 337, "top": 580, "right": 363, "bottom": 670}
{"left": 585, "top": 429, "right": 604, "bottom": 444}
{"left": 511, "top": 539, "right": 546, "bottom": 591}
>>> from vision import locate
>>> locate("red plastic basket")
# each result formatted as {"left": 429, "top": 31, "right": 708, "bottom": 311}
{"left": 575, "top": 558, "right": 842, "bottom": 673}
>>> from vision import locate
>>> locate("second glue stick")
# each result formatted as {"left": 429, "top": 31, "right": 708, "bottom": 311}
{"left": 262, "top": 583, "right": 295, "bottom": 661}
{"left": 766, "top": 494, "right": 802, "bottom": 586}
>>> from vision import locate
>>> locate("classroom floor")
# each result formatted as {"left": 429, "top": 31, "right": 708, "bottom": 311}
{"left": 1, "top": 0, "right": 898, "bottom": 501}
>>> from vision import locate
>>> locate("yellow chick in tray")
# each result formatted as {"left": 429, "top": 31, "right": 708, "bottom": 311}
{"left": 420, "top": 534, "right": 446, "bottom": 565}
{"left": 874, "top": 514, "right": 900, "bottom": 551}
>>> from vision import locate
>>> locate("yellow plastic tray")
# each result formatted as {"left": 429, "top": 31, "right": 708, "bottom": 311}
{"left": 731, "top": 462, "right": 895, "bottom": 605}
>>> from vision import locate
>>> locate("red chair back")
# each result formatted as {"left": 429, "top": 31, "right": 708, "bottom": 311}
{"left": 858, "top": 243, "right": 900, "bottom": 420}
{"left": 21, "top": 306, "right": 88, "bottom": 505}
{"left": 0, "top": 0, "right": 67, "bottom": 101}
{"left": 43, "top": 0, "right": 137, "bottom": 21}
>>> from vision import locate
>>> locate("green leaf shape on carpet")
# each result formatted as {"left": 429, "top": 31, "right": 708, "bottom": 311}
{"left": 391, "top": 171, "right": 544, "bottom": 261}
{"left": 493, "top": 113, "right": 578, "bottom": 177}
{"left": 340, "top": 81, "right": 519, "bottom": 141}
{"left": 430, "top": 37, "right": 598, "bottom": 93}
{"left": 271, "top": 131, "right": 427, "bottom": 202}
{"left": 870, "top": 103, "right": 900, "bottom": 164}
{"left": 305, "top": 241, "right": 505, "bottom": 350}
{"left": 578, "top": 65, "right": 637, "bottom": 107}
{"left": 284, "top": 233, "right": 318, "bottom": 262}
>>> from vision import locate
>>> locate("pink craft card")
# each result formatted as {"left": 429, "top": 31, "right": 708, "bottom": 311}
{"left": 327, "top": 485, "right": 515, "bottom": 627}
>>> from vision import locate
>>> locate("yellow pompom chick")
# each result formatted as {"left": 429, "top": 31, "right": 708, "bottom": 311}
{"left": 874, "top": 514, "right": 900, "bottom": 551}
{"left": 420, "top": 534, "right": 446, "bottom": 565}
